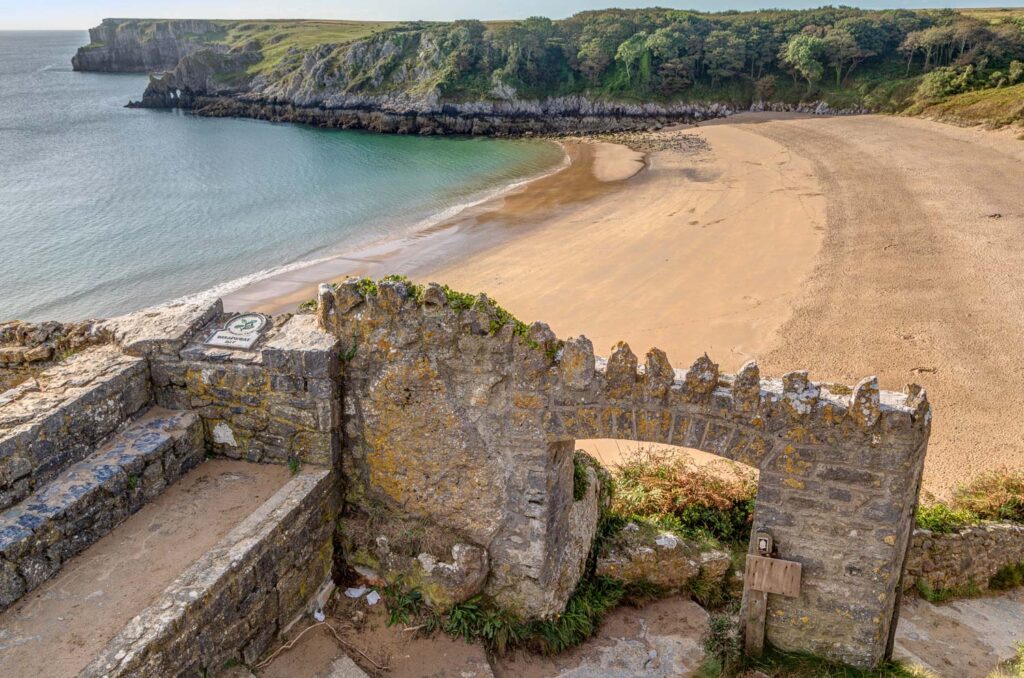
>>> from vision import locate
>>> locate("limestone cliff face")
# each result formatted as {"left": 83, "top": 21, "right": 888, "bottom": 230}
{"left": 72, "top": 19, "right": 224, "bottom": 73}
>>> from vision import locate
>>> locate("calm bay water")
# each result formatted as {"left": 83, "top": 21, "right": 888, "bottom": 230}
{"left": 0, "top": 31, "right": 563, "bottom": 321}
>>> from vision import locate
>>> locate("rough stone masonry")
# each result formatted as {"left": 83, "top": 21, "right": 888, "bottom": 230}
{"left": 0, "top": 278, "right": 931, "bottom": 671}
{"left": 315, "top": 278, "right": 931, "bottom": 669}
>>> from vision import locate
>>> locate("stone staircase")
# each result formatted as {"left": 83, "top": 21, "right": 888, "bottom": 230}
{"left": 0, "top": 297, "right": 340, "bottom": 677}
{"left": 0, "top": 406, "right": 204, "bottom": 609}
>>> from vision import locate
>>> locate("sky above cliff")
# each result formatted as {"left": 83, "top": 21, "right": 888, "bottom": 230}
{"left": 2, "top": 0, "right": 1023, "bottom": 30}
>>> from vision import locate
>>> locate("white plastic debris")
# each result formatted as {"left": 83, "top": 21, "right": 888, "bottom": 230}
{"left": 313, "top": 609, "right": 326, "bottom": 622}
{"left": 654, "top": 533, "right": 679, "bottom": 549}
{"left": 344, "top": 586, "right": 368, "bottom": 599}
{"left": 366, "top": 591, "right": 381, "bottom": 606}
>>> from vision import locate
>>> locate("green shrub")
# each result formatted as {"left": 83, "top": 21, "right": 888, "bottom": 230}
{"left": 914, "top": 577, "right": 979, "bottom": 603}
{"left": 1010, "top": 60, "right": 1024, "bottom": 85}
{"left": 572, "top": 451, "right": 591, "bottom": 501}
{"left": 915, "top": 65, "right": 977, "bottom": 102}
{"left": 952, "top": 469, "right": 1024, "bottom": 523}
{"left": 380, "top": 575, "right": 625, "bottom": 656}
{"left": 698, "top": 612, "right": 743, "bottom": 677}
{"left": 991, "top": 562, "right": 1024, "bottom": 590}
{"left": 915, "top": 502, "right": 977, "bottom": 533}
{"left": 992, "top": 643, "right": 1024, "bottom": 678}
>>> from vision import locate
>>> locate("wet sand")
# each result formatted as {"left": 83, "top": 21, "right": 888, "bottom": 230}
{"left": 222, "top": 141, "right": 644, "bottom": 315}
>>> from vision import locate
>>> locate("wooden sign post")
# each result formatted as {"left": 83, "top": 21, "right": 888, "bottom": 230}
{"left": 744, "top": 532, "right": 802, "bottom": 658}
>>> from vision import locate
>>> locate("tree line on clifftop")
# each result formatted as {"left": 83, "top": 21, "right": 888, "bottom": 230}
{"left": 367, "top": 7, "right": 1024, "bottom": 113}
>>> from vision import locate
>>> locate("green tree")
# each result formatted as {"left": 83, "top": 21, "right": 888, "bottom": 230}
{"left": 824, "top": 27, "right": 873, "bottom": 85}
{"left": 615, "top": 32, "right": 649, "bottom": 81}
{"left": 781, "top": 33, "right": 827, "bottom": 94}
{"left": 703, "top": 30, "right": 745, "bottom": 85}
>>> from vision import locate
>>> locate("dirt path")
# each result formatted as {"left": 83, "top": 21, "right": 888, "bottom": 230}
{"left": 718, "top": 115, "right": 1024, "bottom": 494}
{"left": 895, "top": 589, "right": 1024, "bottom": 676}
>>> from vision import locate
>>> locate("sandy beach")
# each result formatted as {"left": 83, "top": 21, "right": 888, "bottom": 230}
{"left": 227, "top": 113, "right": 1024, "bottom": 494}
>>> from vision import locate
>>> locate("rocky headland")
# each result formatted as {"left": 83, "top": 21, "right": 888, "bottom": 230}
{"left": 71, "top": 18, "right": 225, "bottom": 73}
{"left": 72, "top": 19, "right": 867, "bottom": 136}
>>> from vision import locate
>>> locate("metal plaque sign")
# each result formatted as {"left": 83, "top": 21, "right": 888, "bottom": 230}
{"left": 205, "top": 313, "right": 269, "bottom": 350}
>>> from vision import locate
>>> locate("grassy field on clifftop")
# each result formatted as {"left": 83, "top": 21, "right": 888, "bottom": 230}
{"left": 213, "top": 20, "right": 398, "bottom": 75}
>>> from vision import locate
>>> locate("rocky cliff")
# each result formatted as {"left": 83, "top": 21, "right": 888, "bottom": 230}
{"left": 79, "top": 19, "right": 866, "bottom": 135}
{"left": 72, "top": 19, "right": 225, "bottom": 73}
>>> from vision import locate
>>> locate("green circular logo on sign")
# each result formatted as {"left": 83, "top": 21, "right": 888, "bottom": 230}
{"left": 226, "top": 314, "right": 267, "bottom": 336}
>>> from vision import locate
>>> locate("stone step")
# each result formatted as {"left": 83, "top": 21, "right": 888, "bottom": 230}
{"left": 0, "top": 407, "right": 204, "bottom": 610}
{"left": 0, "top": 459, "right": 300, "bottom": 678}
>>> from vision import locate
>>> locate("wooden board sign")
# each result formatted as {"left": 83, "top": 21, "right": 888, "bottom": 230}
{"left": 745, "top": 555, "right": 802, "bottom": 598}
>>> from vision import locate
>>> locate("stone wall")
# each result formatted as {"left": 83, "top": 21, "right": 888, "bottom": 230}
{"left": 152, "top": 313, "right": 341, "bottom": 468}
{"left": 1, "top": 280, "right": 935, "bottom": 670}
{"left": 0, "top": 408, "right": 204, "bottom": 610}
{"left": 0, "top": 346, "right": 151, "bottom": 510}
{"left": 82, "top": 468, "right": 337, "bottom": 677}
{"left": 904, "top": 523, "right": 1024, "bottom": 595}
{"left": 316, "top": 278, "right": 932, "bottom": 669}
{"left": 0, "top": 319, "right": 107, "bottom": 392}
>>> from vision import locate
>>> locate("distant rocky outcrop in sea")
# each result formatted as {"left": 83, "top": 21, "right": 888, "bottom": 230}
{"left": 72, "top": 18, "right": 225, "bottom": 73}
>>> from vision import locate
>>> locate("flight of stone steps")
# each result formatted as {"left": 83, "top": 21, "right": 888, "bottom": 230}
{"left": 0, "top": 295, "right": 338, "bottom": 677}
{"left": 0, "top": 405, "right": 204, "bottom": 609}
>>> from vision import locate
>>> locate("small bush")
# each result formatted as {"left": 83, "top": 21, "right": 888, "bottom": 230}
{"left": 915, "top": 502, "right": 977, "bottom": 533}
{"left": 992, "top": 643, "right": 1024, "bottom": 678}
{"left": 991, "top": 562, "right": 1024, "bottom": 590}
{"left": 379, "top": 575, "right": 625, "bottom": 656}
{"left": 611, "top": 447, "right": 756, "bottom": 543}
{"left": 698, "top": 612, "right": 743, "bottom": 677}
{"left": 572, "top": 451, "right": 591, "bottom": 501}
{"left": 378, "top": 576, "right": 425, "bottom": 626}
{"left": 914, "top": 577, "right": 979, "bottom": 604}
{"left": 915, "top": 65, "right": 977, "bottom": 102}
{"left": 951, "top": 469, "right": 1024, "bottom": 523}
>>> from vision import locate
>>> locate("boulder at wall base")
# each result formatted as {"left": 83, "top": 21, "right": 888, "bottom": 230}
{"left": 596, "top": 521, "right": 731, "bottom": 591}
{"left": 345, "top": 523, "right": 489, "bottom": 612}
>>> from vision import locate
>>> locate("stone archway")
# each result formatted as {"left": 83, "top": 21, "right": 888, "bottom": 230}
{"left": 317, "top": 278, "right": 931, "bottom": 669}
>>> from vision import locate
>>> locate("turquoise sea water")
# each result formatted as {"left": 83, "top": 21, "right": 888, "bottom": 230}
{"left": 0, "top": 31, "right": 563, "bottom": 322}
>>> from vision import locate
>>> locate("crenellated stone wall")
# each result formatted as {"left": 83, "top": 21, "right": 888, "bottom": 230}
{"left": 315, "top": 277, "right": 932, "bottom": 669}
{"left": 0, "top": 278, "right": 934, "bottom": 670}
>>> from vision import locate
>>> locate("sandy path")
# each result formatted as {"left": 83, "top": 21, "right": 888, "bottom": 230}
{"left": 0, "top": 460, "right": 290, "bottom": 678}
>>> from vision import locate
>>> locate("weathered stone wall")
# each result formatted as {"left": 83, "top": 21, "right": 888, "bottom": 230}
{"left": 1, "top": 280, "right": 934, "bottom": 670}
{"left": 152, "top": 313, "right": 341, "bottom": 468}
{"left": 0, "top": 346, "right": 151, "bottom": 510}
{"left": 904, "top": 523, "right": 1024, "bottom": 595}
{"left": 316, "top": 278, "right": 932, "bottom": 669}
{"left": 82, "top": 468, "right": 337, "bottom": 677}
{"left": 0, "top": 319, "right": 107, "bottom": 392}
